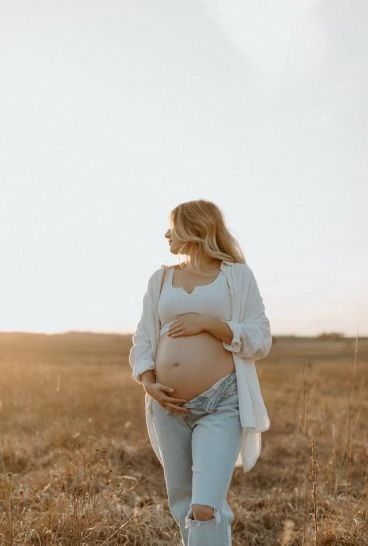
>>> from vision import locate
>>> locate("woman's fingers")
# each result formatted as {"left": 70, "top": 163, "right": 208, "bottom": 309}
{"left": 157, "top": 384, "right": 188, "bottom": 411}
{"left": 164, "top": 402, "right": 189, "bottom": 413}
{"left": 160, "top": 385, "right": 175, "bottom": 393}
{"left": 158, "top": 387, "right": 187, "bottom": 403}
{"left": 163, "top": 396, "right": 187, "bottom": 403}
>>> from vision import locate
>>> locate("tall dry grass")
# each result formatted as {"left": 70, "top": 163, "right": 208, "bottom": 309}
{"left": 0, "top": 332, "right": 367, "bottom": 545}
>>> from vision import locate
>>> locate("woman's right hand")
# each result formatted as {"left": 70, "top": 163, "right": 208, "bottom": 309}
{"left": 144, "top": 383, "right": 189, "bottom": 413}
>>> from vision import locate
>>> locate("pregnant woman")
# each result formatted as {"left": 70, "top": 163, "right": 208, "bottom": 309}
{"left": 129, "top": 199, "right": 272, "bottom": 546}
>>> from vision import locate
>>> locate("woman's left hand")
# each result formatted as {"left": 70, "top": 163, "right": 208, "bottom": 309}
{"left": 167, "top": 313, "right": 207, "bottom": 337}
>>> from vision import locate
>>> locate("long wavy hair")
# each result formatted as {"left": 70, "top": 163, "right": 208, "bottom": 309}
{"left": 168, "top": 199, "right": 246, "bottom": 274}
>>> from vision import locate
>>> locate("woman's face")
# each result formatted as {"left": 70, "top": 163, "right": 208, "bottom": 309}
{"left": 165, "top": 227, "right": 179, "bottom": 254}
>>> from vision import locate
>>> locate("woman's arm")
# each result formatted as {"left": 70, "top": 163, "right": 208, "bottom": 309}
{"left": 202, "top": 317, "right": 233, "bottom": 345}
{"left": 140, "top": 369, "right": 156, "bottom": 386}
{"left": 129, "top": 285, "right": 156, "bottom": 384}
{"left": 204, "top": 268, "right": 272, "bottom": 362}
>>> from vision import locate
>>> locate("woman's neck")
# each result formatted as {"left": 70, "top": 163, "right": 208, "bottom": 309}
{"left": 183, "top": 256, "right": 222, "bottom": 272}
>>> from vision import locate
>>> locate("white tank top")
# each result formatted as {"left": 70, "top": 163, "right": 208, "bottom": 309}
{"left": 158, "top": 266, "right": 232, "bottom": 336}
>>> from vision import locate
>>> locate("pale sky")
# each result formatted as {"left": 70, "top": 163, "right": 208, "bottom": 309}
{"left": 1, "top": 1, "right": 367, "bottom": 337}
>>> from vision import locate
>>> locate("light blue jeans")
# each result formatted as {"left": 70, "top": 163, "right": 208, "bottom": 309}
{"left": 151, "top": 371, "right": 241, "bottom": 546}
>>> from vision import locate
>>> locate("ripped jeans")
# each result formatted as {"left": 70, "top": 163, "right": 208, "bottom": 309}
{"left": 151, "top": 371, "right": 241, "bottom": 546}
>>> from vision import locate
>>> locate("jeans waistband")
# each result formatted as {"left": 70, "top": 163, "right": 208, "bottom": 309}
{"left": 183, "top": 371, "right": 237, "bottom": 410}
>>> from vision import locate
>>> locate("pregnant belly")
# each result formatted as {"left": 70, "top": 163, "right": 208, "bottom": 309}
{"left": 154, "top": 331, "right": 235, "bottom": 401}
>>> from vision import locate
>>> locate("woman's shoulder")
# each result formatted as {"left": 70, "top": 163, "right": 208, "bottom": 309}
{"left": 231, "top": 261, "right": 247, "bottom": 268}
{"left": 148, "top": 261, "right": 250, "bottom": 281}
{"left": 229, "top": 261, "right": 251, "bottom": 273}
{"left": 146, "top": 264, "right": 175, "bottom": 286}
{"left": 229, "top": 262, "right": 255, "bottom": 285}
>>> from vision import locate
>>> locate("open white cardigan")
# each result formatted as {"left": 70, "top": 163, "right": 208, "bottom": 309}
{"left": 128, "top": 260, "right": 273, "bottom": 473}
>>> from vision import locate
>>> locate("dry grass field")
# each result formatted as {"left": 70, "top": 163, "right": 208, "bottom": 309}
{"left": 0, "top": 332, "right": 367, "bottom": 545}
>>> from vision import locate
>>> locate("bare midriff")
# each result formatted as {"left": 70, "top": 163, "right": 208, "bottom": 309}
{"left": 154, "top": 331, "right": 235, "bottom": 401}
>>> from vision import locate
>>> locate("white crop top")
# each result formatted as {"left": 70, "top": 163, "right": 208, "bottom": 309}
{"left": 158, "top": 266, "right": 232, "bottom": 336}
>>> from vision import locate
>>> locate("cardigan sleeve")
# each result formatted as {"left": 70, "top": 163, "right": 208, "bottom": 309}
{"left": 128, "top": 280, "right": 156, "bottom": 384}
{"left": 222, "top": 268, "right": 272, "bottom": 361}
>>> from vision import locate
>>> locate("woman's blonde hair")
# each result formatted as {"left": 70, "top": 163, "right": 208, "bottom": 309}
{"left": 169, "top": 199, "right": 245, "bottom": 272}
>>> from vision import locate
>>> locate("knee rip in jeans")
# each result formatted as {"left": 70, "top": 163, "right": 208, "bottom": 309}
{"left": 184, "top": 503, "right": 221, "bottom": 528}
